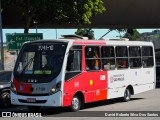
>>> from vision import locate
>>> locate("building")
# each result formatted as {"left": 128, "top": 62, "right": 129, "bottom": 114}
{"left": 141, "top": 30, "right": 160, "bottom": 51}
{"left": 141, "top": 30, "right": 160, "bottom": 64}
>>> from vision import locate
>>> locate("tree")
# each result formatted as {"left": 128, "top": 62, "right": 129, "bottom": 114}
{"left": 123, "top": 29, "right": 141, "bottom": 40}
{"left": 75, "top": 28, "right": 95, "bottom": 39}
{"left": 99, "top": 29, "right": 140, "bottom": 40}
{"left": 2, "top": 0, "right": 106, "bottom": 33}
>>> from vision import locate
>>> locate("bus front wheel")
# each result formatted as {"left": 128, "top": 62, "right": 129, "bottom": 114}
{"left": 70, "top": 95, "right": 81, "bottom": 112}
{"left": 123, "top": 88, "right": 131, "bottom": 102}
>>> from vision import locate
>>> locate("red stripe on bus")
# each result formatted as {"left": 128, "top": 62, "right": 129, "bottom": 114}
{"left": 73, "top": 40, "right": 106, "bottom": 45}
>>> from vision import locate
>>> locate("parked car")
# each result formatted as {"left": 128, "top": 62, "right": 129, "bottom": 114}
{"left": 0, "top": 70, "right": 12, "bottom": 107}
{"left": 156, "top": 65, "right": 160, "bottom": 87}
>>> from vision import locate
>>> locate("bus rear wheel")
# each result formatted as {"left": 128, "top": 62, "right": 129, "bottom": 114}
{"left": 70, "top": 95, "right": 81, "bottom": 112}
{"left": 123, "top": 88, "right": 131, "bottom": 102}
{"left": 27, "top": 106, "right": 41, "bottom": 112}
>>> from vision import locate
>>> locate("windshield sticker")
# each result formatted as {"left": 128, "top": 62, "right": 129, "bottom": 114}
{"left": 34, "top": 70, "right": 51, "bottom": 74}
{"left": 24, "top": 70, "right": 33, "bottom": 74}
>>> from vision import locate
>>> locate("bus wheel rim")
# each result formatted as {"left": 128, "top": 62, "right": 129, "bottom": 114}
{"left": 125, "top": 89, "right": 130, "bottom": 100}
{"left": 72, "top": 97, "right": 79, "bottom": 110}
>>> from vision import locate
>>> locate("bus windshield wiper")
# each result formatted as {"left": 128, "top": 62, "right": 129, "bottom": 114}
{"left": 20, "top": 57, "right": 34, "bottom": 74}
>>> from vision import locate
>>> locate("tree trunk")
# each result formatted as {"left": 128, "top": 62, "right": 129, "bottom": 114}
{"left": 24, "top": 26, "right": 29, "bottom": 33}
{"left": 24, "top": 0, "right": 30, "bottom": 33}
{"left": 24, "top": 16, "right": 32, "bottom": 33}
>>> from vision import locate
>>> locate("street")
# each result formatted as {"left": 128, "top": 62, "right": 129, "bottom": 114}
{"left": 0, "top": 88, "right": 160, "bottom": 119}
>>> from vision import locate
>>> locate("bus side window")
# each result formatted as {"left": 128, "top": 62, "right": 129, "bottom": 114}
{"left": 65, "top": 46, "right": 82, "bottom": 81}
{"left": 66, "top": 46, "right": 82, "bottom": 72}
{"left": 85, "top": 46, "right": 100, "bottom": 71}
{"left": 101, "top": 46, "right": 115, "bottom": 70}
{"left": 116, "top": 46, "right": 128, "bottom": 69}
{"left": 142, "top": 46, "right": 154, "bottom": 67}
{"left": 129, "top": 46, "right": 141, "bottom": 68}
{"left": 66, "top": 50, "right": 82, "bottom": 72}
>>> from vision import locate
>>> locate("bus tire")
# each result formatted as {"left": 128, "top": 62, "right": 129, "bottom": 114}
{"left": 70, "top": 95, "right": 81, "bottom": 112}
{"left": 0, "top": 91, "right": 11, "bottom": 108}
{"left": 123, "top": 88, "right": 131, "bottom": 102}
{"left": 27, "top": 106, "right": 41, "bottom": 112}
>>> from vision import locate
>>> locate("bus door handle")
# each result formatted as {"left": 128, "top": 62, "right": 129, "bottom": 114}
{"left": 134, "top": 84, "right": 138, "bottom": 86}
{"left": 107, "top": 87, "right": 112, "bottom": 89}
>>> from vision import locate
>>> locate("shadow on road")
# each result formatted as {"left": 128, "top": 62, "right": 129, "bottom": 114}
{"left": 84, "top": 97, "right": 143, "bottom": 109}
{"left": 0, "top": 105, "right": 20, "bottom": 111}
{"left": 42, "top": 97, "right": 144, "bottom": 116}
{"left": 35, "top": 97, "right": 144, "bottom": 116}
{"left": 0, "top": 97, "right": 144, "bottom": 117}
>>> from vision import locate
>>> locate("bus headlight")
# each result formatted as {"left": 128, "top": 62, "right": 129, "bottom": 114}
{"left": 50, "top": 86, "right": 57, "bottom": 95}
{"left": 49, "top": 82, "right": 61, "bottom": 95}
{"left": 0, "top": 85, "right": 3, "bottom": 88}
{"left": 51, "top": 87, "right": 56, "bottom": 92}
{"left": 11, "top": 82, "right": 17, "bottom": 94}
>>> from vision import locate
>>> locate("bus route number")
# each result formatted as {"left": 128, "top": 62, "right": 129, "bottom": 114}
{"left": 38, "top": 45, "right": 54, "bottom": 51}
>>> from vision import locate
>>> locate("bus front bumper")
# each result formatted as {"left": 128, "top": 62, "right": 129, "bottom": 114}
{"left": 11, "top": 91, "right": 62, "bottom": 107}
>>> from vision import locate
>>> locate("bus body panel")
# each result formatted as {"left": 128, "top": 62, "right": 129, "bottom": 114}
{"left": 107, "top": 67, "right": 155, "bottom": 99}
{"left": 63, "top": 71, "right": 108, "bottom": 106}
{"left": 133, "top": 67, "right": 155, "bottom": 94}
{"left": 11, "top": 91, "right": 62, "bottom": 106}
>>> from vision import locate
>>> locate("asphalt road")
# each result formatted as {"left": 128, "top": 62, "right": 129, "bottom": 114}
{"left": 0, "top": 88, "right": 160, "bottom": 119}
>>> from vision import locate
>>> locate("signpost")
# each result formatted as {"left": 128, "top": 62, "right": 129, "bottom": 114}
{"left": 0, "top": 0, "right": 4, "bottom": 70}
{"left": 6, "top": 33, "right": 43, "bottom": 50}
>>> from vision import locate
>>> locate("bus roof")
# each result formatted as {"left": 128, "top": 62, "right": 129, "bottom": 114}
{"left": 24, "top": 39, "right": 154, "bottom": 46}
{"left": 72, "top": 39, "right": 154, "bottom": 46}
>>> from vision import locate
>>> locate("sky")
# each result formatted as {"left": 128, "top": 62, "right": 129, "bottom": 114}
{"left": 2, "top": 28, "right": 159, "bottom": 42}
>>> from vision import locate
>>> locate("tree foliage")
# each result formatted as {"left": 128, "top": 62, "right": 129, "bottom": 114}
{"left": 123, "top": 29, "right": 141, "bottom": 40}
{"left": 75, "top": 28, "right": 95, "bottom": 39}
{"left": 107, "top": 29, "right": 141, "bottom": 40}
{"left": 2, "top": 0, "right": 106, "bottom": 33}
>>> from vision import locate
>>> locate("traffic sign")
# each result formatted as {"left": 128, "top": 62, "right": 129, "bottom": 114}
{"left": 6, "top": 33, "right": 43, "bottom": 50}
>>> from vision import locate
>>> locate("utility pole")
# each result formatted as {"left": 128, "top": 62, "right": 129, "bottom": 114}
{"left": 0, "top": 0, "right": 4, "bottom": 70}
{"left": 55, "top": 29, "right": 57, "bottom": 39}
{"left": 33, "top": 21, "right": 38, "bottom": 33}
{"left": 98, "top": 29, "right": 112, "bottom": 40}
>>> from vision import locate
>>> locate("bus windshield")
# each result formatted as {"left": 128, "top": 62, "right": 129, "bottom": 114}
{"left": 14, "top": 42, "right": 67, "bottom": 82}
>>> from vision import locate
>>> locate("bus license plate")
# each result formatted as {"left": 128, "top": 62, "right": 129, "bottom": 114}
{"left": 27, "top": 98, "right": 36, "bottom": 103}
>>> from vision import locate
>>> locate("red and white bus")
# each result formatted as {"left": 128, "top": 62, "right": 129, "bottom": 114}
{"left": 11, "top": 38, "right": 156, "bottom": 111}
